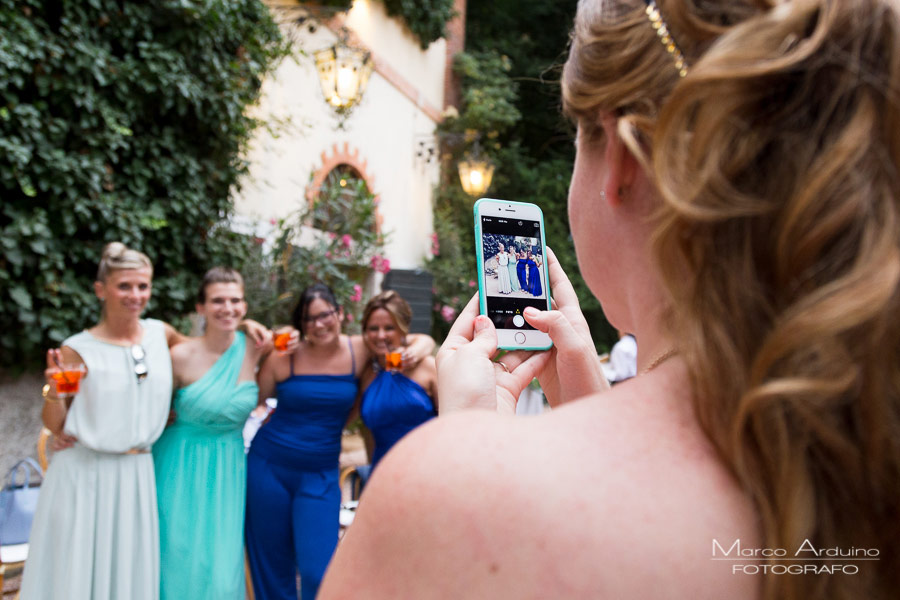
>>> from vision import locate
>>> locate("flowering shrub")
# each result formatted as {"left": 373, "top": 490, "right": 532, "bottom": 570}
{"left": 243, "top": 171, "right": 385, "bottom": 332}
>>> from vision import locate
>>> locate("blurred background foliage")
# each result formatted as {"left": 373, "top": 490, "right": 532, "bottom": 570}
{"left": 242, "top": 171, "right": 386, "bottom": 333}
{"left": 427, "top": 0, "right": 617, "bottom": 351}
{"left": 0, "top": 0, "right": 289, "bottom": 371}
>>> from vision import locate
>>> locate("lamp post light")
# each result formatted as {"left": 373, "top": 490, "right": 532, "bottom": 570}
{"left": 458, "top": 154, "right": 495, "bottom": 197}
{"left": 314, "top": 40, "right": 374, "bottom": 114}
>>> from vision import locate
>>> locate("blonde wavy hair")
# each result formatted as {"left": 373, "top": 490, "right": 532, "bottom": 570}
{"left": 563, "top": 0, "right": 900, "bottom": 598}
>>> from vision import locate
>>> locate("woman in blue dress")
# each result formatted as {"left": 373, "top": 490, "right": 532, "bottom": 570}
{"left": 245, "top": 284, "right": 434, "bottom": 600}
{"left": 154, "top": 267, "right": 276, "bottom": 599}
{"left": 526, "top": 251, "right": 544, "bottom": 297}
{"left": 359, "top": 291, "right": 437, "bottom": 469}
{"left": 516, "top": 250, "right": 529, "bottom": 290}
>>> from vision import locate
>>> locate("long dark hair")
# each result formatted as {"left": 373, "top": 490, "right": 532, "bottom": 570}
{"left": 291, "top": 283, "right": 340, "bottom": 339}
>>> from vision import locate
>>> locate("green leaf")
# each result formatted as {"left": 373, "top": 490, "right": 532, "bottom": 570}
{"left": 9, "top": 286, "right": 32, "bottom": 310}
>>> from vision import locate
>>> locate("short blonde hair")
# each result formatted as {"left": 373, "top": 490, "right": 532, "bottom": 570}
{"left": 96, "top": 242, "right": 152, "bottom": 281}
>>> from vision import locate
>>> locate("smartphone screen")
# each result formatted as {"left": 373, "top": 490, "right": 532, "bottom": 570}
{"left": 479, "top": 214, "right": 548, "bottom": 330}
{"left": 473, "top": 198, "right": 552, "bottom": 350}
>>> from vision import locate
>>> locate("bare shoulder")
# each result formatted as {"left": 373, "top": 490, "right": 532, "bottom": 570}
{"left": 322, "top": 367, "right": 759, "bottom": 599}
{"left": 169, "top": 337, "right": 200, "bottom": 363}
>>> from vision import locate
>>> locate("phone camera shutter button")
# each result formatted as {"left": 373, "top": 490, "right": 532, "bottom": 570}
{"left": 515, "top": 332, "right": 526, "bottom": 344}
{"left": 512, "top": 315, "right": 525, "bottom": 327}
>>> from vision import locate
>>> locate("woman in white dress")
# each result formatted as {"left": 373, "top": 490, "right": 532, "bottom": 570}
{"left": 21, "top": 243, "right": 266, "bottom": 600}
{"left": 496, "top": 242, "right": 512, "bottom": 294}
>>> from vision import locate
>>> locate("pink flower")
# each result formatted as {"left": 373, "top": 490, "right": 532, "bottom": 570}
{"left": 350, "top": 284, "right": 362, "bottom": 303}
{"left": 341, "top": 234, "right": 353, "bottom": 248}
{"left": 370, "top": 255, "right": 391, "bottom": 274}
{"left": 328, "top": 232, "right": 337, "bottom": 240}
{"left": 325, "top": 251, "right": 332, "bottom": 259}
{"left": 346, "top": 313, "right": 354, "bottom": 322}
{"left": 269, "top": 218, "right": 277, "bottom": 226}
{"left": 468, "top": 280, "right": 476, "bottom": 288}
{"left": 430, "top": 232, "right": 440, "bottom": 256}
{"left": 451, "top": 296, "right": 459, "bottom": 305}
{"left": 440, "top": 305, "right": 457, "bottom": 323}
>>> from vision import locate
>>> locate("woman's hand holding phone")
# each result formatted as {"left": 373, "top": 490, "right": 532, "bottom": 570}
{"left": 436, "top": 295, "right": 550, "bottom": 415}
{"left": 523, "top": 247, "right": 608, "bottom": 407}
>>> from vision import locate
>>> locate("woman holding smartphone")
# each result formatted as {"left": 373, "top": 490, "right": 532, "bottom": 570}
{"left": 358, "top": 291, "right": 437, "bottom": 470}
{"left": 321, "top": 1, "right": 900, "bottom": 598}
{"left": 245, "top": 283, "right": 434, "bottom": 600}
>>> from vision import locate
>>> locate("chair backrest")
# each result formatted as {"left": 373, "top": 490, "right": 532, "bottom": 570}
{"left": 37, "top": 428, "right": 51, "bottom": 472}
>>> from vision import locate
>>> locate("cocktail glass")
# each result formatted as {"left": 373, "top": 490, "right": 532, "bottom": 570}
{"left": 51, "top": 364, "right": 87, "bottom": 399}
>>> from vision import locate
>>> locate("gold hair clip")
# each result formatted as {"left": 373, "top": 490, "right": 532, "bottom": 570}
{"left": 643, "top": 0, "right": 688, "bottom": 78}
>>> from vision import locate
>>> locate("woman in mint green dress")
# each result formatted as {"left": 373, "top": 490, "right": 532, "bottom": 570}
{"left": 153, "top": 267, "right": 274, "bottom": 599}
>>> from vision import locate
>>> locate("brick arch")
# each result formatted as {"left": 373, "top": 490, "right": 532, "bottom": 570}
{"left": 306, "top": 142, "right": 383, "bottom": 232}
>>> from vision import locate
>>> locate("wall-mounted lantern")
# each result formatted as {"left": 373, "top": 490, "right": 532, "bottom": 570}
{"left": 314, "top": 40, "right": 374, "bottom": 114}
{"left": 458, "top": 154, "right": 495, "bottom": 197}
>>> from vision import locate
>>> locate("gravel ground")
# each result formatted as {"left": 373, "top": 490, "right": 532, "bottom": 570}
{"left": 0, "top": 372, "right": 45, "bottom": 481}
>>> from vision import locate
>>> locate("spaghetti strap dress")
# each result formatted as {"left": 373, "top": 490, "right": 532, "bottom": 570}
{"left": 153, "top": 332, "right": 257, "bottom": 599}
{"left": 360, "top": 369, "right": 436, "bottom": 469}
{"left": 20, "top": 319, "right": 173, "bottom": 600}
{"left": 516, "top": 257, "right": 529, "bottom": 290}
{"left": 245, "top": 338, "right": 359, "bottom": 600}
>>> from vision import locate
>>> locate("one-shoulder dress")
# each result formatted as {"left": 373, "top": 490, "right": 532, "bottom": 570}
{"left": 245, "top": 338, "right": 359, "bottom": 600}
{"left": 153, "top": 332, "right": 257, "bottom": 599}
{"left": 20, "top": 319, "right": 173, "bottom": 600}
{"left": 506, "top": 253, "right": 521, "bottom": 292}
{"left": 361, "top": 369, "right": 436, "bottom": 469}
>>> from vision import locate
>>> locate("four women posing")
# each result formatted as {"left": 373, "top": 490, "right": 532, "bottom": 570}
{"left": 24, "top": 244, "right": 432, "bottom": 600}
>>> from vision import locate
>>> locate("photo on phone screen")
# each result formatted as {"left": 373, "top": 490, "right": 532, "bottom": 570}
{"left": 480, "top": 215, "right": 548, "bottom": 331}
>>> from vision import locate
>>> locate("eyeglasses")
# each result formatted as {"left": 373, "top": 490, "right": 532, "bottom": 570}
{"left": 131, "top": 344, "right": 148, "bottom": 383}
{"left": 303, "top": 309, "right": 337, "bottom": 325}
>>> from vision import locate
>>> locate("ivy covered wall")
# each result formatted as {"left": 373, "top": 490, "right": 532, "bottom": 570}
{"left": 0, "top": 0, "right": 288, "bottom": 370}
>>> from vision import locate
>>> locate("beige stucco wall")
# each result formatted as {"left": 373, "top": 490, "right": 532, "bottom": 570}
{"left": 234, "top": 0, "right": 444, "bottom": 270}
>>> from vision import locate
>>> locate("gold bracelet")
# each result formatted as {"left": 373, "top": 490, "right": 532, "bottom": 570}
{"left": 42, "top": 383, "right": 63, "bottom": 404}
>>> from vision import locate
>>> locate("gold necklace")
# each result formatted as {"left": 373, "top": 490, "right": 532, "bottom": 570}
{"left": 640, "top": 348, "right": 678, "bottom": 376}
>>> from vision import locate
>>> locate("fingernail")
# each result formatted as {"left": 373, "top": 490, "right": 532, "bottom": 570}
{"left": 474, "top": 315, "right": 490, "bottom": 332}
{"left": 524, "top": 307, "right": 537, "bottom": 316}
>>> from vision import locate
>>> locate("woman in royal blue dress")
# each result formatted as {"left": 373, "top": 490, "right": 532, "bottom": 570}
{"left": 526, "top": 251, "right": 543, "bottom": 297}
{"left": 516, "top": 250, "right": 529, "bottom": 290}
{"left": 359, "top": 291, "right": 437, "bottom": 470}
{"left": 245, "top": 283, "right": 434, "bottom": 600}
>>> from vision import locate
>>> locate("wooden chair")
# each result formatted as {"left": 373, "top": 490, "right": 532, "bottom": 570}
{"left": 0, "top": 428, "right": 51, "bottom": 598}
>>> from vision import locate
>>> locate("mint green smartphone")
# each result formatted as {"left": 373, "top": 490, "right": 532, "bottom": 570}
{"left": 474, "top": 198, "right": 552, "bottom": 351}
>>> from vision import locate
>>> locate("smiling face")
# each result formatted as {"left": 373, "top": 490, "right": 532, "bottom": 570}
{"left": 363, "top": 308, "right": 403, "bottom": 356}
{"left": 197, "top": 282, "right": 246, "bottom": 333}
{"left": 303, "top": 297, "right": 342, "bottom": 345}
{"left": 95, "top": 267, "right": 153, "bottom": 320}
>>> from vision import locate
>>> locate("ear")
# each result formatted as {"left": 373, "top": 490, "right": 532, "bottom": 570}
{"left": 601, "top": 115, "right": 640, "bottom": 206}
{"left": 94, "top": 280, "right": 105, "bottom": 301}
{"left": 196, "top": 302, "right": 205, "bottom": 316}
